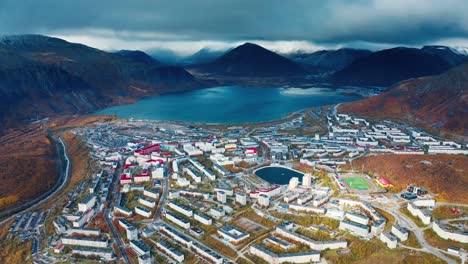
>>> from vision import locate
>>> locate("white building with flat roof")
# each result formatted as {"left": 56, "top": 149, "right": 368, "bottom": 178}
{"left": 143, "top": 188, "right": 159, "bottom": 199}
{"left": 139, "top": 197, "right": 156, "bottom": 208}
{"left": 345, "top": 212, "right": 370, "bottom": 226}
{"left": 302, "top": 173, "right": 312, "bottom": 187}
{"left": 72, "top": 247, "right": 113, "bottom": 261}
{"left": 156, "top": 241, "right": 184, "bottom": 263}
{"left": 235, "top": 193, "right": 247, "bottom": 206}
{"left": 194, "top": 212, "right": 213, "bottom": 226}
{"left": 380, "top": 232, "right": 397, "bottom": 249}
{"left": 218, "top": 225, "right": 250, "bottom": 244}
{"left": 168, "top": 202, "right": 193, "bottom": 217}
{"left": 258, "top": 194, "right": 270, "bottom": 207}
{"left": 135, "top": 206, "right": 152, "bottom": 218}
{"left": 339, "top": 220, "right": 370, "bottom": 237}
{"left": 130, "top": 240, "right": 151, "bottom": 256}
{"left": 61, "top": 236, "right": 108, "bottom": 248}
{"left": 391, "top": 224, "right": 408, "bottom": 241}
{"left": 165, "top": 211, "right": 190, "bottom": 229}
{"left": 78, "top": 195, "right": 96, "bottom": 212}
{"left": 217, "top": 191, "right": 227, "bottom": 204}
{"left": 209, "top": 207, "right": 225, "bottom": 219}
{"left": 289, "top": 177, "right": 299, "bottom": 190}
{"left": 250, "top": 244, "right": 320, "bottom": 263}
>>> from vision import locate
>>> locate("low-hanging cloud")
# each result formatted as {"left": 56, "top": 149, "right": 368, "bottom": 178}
{"left": 0, "top": 0, "right": 467, "bottom": 53}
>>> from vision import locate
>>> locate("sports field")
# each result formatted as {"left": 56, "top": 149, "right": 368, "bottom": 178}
{"left": 344, "top": 177, "right": 371, "bottom": 190}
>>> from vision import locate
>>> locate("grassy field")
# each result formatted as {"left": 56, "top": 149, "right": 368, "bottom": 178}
{"left": 432, "top": 205, "right": 467, "bottom": 220}
{"left": 344, "top": 177, "right": 371, "bottom": 190}
{"left": 400, "top": 231, "right": 422, "bottom": 248}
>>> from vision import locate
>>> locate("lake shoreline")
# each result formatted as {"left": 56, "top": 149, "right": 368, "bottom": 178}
{"left": 96, "top": 85, "right": 362, "bottom": 124}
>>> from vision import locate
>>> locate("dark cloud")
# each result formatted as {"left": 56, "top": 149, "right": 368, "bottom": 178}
{"left": 0, "top": 0, "right": 467, "bottom": 52}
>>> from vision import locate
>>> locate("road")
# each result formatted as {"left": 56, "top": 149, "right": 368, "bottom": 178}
{"left": 0, "top": 136, "right": 71, "bottom": 226}
{"left": 153, "top": 163, "right": 170, "bottom": 222}
{"left": 104, "top": 162, "right": 131, "bottom": 264}
{"left": 373, "top": 204, "right": 456, "bottom": 264}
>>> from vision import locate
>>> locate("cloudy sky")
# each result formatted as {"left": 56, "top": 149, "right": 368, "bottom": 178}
{"left": 1, "top": 0, "right": 467, "bottom": 55}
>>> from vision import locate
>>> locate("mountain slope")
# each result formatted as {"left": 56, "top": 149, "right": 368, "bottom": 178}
{"left": 181, "top": 48, "right": 227, "bottom": 65}
{"left": 331, "top": 47, "right": 467, "bottom": 87}
{"left": 0, "top": 35, "right": 208, "bottom": 130}
{"left": 340, "top": 62, "right": 468, "bottom": 140}
{"left": 289, "top": 48, "right": 372, "bottom": 72}
{"left": 191, "top": 42, "right": 307, "bottom": 77}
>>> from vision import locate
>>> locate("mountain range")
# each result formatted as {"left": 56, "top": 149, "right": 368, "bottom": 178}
{"left": 0, "top": 34, "right": 466, "bottom": 139}
{"left": 0, "top": 35, "right": 208, "bottom": 130}
{"left": 287, "top": 48, "right": 372, "bottom": 72}
{"left": 331, "top": 46, "right": 468, "bottom": 86}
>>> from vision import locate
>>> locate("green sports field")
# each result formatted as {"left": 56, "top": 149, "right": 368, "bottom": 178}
{"left": 344, "top": 177, "right": 371, "bottom": 190}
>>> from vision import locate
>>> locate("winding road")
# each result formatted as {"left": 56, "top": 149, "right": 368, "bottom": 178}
{"left": 0, "top": 136, "right": 71, "bottom": 227}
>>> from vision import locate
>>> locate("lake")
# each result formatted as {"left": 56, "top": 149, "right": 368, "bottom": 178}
{"left": 96, "top": 86, "right": 358, "bottom": 123}
{"left": 254, "top": 166, "right": 304, "bottom": 185}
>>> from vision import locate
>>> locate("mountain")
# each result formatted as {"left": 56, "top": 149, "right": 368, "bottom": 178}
{"left": 340, "top": 62, "right": 468, "bottom": 140}
{"left": 146, "top": 48, "right": 185, "bottom": 65}
{"left": 117, "top": 50, "right": 162, "bottom": 66}
{"left": 331, "top": 46, "right": 468, "bottom": 87}
{"left": 0, "top": 34, "right": 208, "bottom": 131}
{"left": 288, "top": 48, "right": 372, "bottom": 72}
{"left": 191, "top": 42, "right": 307, "bottom": 77}
{"left": 181, "top": 48, "right": 228, "bottom": 65}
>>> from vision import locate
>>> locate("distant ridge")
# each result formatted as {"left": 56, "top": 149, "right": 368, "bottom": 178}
{"left": 331, "top": 46, "right": 467, "bottom": 87}
{"left": 288, "top": 48, "right": 372, "bottom": 72}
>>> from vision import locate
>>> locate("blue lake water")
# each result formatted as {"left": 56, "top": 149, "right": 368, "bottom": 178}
{"left": 255, "top": 166, "right": 304, "bottom": 185}
{"left": 96, "top": 86, "right": 358, "bottom": 123}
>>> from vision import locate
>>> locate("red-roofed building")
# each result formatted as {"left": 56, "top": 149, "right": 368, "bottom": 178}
{"left": 123, "top": 164, "right": 136, "bottom": 170}
{"left": 120, "top": 174, "right": 132, "bottom": 185}
{"left": 54, "top": 243, "right": 64, "bottom": 254}
{"left": 134, "top": 170, "right": 150, "bottom": 183}
{"left": 245, "top": 147, "right": 257, "bottom": 156}
{"left": 377, "top": 177, "right": 393, "bottom": 188}
{"left": 134, "top": 144, "right": 161, "bottom": 157}
{"left": 250, "top": 185, "right": 281, "bottom": 198}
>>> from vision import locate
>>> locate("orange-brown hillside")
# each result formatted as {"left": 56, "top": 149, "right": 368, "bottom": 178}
{"left": 0, "top": 115, "right": 114, "bottom": 212}
{"left": 340, "top": 63, "right": 468, "bottom": 142}
{"left": 344, "top": 154, "right": 468, "bottom": 203}
{"left": 0, "top": 125, "right": 57, "bottom": 211}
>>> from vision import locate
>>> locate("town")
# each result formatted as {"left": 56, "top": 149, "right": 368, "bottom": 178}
{"left": 6, "top": 107, "right": 467, "bottom": 264}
